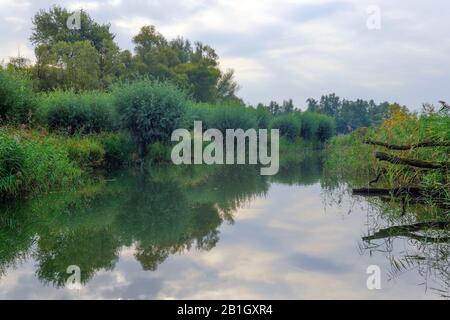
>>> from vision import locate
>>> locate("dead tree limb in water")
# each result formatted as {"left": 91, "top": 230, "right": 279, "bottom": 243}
{"left": 352, "top": 187, "right": 424, "bottom": 197}
{"left": 363, "top": 221, "right": 450, "bottom": 243}
{"left": 375, "top": 152, "right": 450, "bottom": 169}
{"left": 364, "top": 140, "right": 450, "bottom": 150}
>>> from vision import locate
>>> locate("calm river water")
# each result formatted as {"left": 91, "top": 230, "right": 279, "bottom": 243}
{"left": 0, "top": 152, "right": 448, "bottom": 299}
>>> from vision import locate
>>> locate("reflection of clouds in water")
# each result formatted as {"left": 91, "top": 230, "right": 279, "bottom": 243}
{"left": 0, "top": 178, "right": 445, "bottom": 299}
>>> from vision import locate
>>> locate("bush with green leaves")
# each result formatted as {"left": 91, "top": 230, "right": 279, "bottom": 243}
{"left": 300, "top": 112, "right": 335, "bottom": 141}
{"left": 255, "top": 105, "right": 272, "bottom": 129}
{"left": 62, "top": 136, "right": 106, "bottom": 169}
{"left": 181, "top": 102, "right": 214, "bottom": 130}
{"left": 97, "top": 132, "right": 134, "bottom": 168}
{"left": 205, "top": 103, "right": 257, "bottom": 132}
{"left": 0, "top": 68, "right": 36, "bottom": 124}
{"left": 270, "top": 113, "right": 301, "bottom": 140}
{"left": 38, "top": 90, "right": 116, "bottom": 135}
{"left": 113, "top": 79, "right": 187, "bottom": 161}
{"left": 316, "top": 114, "right": 335, "bottom": 142}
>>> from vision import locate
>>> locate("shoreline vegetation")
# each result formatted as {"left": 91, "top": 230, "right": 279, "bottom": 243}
{"left": 1, "top": 6, "right": 336, "bottom": 201}
{"left": 0, "top": 69, "right": 335, "bottom": 200}
{"left": 325, "top": 104, "right": 449, "bottom": 223}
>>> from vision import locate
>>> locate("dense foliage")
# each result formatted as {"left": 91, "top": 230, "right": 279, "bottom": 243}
{"left": 306, "top": 93, "right": 395, "bottom": 134}
{"left": 38, "top": 90, "right": 117, "bottom": 134}
{"left": 0, "top": 68, "right": 36, "bottom": 124}
{"left": 26, "top": 6, "right": 240, "bottom": 103}
{"left": 325, "top": 105, "right": 449, "bottom": 218}
{"left": 270, "top": 113, "right": 301, "bottom": 141}
{"left": 0, "top": 128, "right": 82, "bottom": 199}
{"left": 113, "top": 79, "right": 187, "bottom": 160}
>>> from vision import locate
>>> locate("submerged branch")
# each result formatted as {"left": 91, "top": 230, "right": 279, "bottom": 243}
{"left": 364, "top": 140, "right": 450, "bottom": 150}
{"left": 353, "top": 187, "right": 425, "bottom": 197}
{"left": 363, "top": 221, "right": 450, "bottom": 243}
{"left": 375, "top": 152, "right": 450, "bottom": 169}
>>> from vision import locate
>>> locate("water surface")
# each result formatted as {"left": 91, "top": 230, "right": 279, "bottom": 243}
{"left": 0, "top": 152, "right": 448, "bottom": 299}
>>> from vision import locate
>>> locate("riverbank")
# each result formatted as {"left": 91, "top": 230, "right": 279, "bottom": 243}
{"left": 325, "top": 106, "right": 449, "bottom": 220}
{"left": 0, "top": 124, "right": 326, "bottom": 201}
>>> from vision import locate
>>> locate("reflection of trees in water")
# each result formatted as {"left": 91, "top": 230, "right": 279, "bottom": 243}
{"left": 0, "top": 165, "right": 267, "bottom": 286}
{"left": 35, "top": 228, "right": 120, "bottom": 287}
{"left": 0, "top": 209, "right": 35, "bottom": 278}
{"left": 0, "top": 155, "right": 325, "bottom": 288}
{"left": 272, "top": 152, "right": 324, "bottom": 187}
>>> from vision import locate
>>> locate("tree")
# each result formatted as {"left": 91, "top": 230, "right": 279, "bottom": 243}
{"left": 306, "top": 98, "right": 319, "bottom": 112}
{"left": 216, "top": 69, "right": 241, "bottom": 103}
{"left": 319, "top": 93, "right": 341, "bottom": 117}
{"left": 113, "top": 80, "right": 187, "bottom": 167}
{"left": 7, "top": 56, "right": 32, "bottom": 70}
{"left": 282, "top": 99, "right": 294, "bottom": 113}
{"left": 30, "top": 6, "right": 114, "bottom": 51}
{"left": 268, "top": 101, "right": 281, "bottom": 115}
{"left": 99, "top": 39, "right": 123, "bottom": 88}
{"left": 35, "top": 41, "right": 101, "bottom": 91}
{"left": 131, "top": 26, "right": 224, "bottom": 103}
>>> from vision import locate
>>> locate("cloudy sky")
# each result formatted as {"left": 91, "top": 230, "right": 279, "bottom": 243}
{"left": 1, "top": 0, "right": 449, "bottom": 109}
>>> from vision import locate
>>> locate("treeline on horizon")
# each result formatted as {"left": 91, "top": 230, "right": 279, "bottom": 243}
{"left": 0, "top": 5, "right": 422, "bottom": 200}
{"left": 3, "top": 6, "right": 402, "bottom": 134}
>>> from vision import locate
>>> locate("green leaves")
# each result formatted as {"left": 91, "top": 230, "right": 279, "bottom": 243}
{"left": 38, "top": 90, "right": 117, "bottom": 135}
{"left": 0, "top": 69, "right": 36, "bottom": 124}
{"left": 113, "top": 79, "right": 187, "bottom": 158}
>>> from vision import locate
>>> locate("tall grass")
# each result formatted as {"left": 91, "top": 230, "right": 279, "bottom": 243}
{"left": 0, "top": 128, "right": 82, "bottom": 199}
{"left": 0, "top": 68, "right": 36, "bottom": 124}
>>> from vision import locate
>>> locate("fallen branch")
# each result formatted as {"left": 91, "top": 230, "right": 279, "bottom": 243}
{"left": 363, "top": 221, "right": 450, "bottom": 243}
{"left": 364, "top": 139, "right": 450, "bottom": 150}
{"left": 375, "top": 152, "right": 449, "bottom": 169}
{"left": 352, "top": 187, "right": 424, "bottom": 197}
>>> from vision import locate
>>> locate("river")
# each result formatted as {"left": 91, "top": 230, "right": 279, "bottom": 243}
{"left": 0, "top": 152, "right": 448, "bottom": 299}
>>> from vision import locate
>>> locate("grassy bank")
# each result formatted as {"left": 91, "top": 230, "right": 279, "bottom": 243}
{"left": 0, "top": 68, "right": 335, "bottom": 200}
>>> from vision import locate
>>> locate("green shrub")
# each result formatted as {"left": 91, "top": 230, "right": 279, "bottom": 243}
{"left": 147, "top": 142, "right": 172, "bottom": 164}
{"left": 113, "top": 79, "right": 187, "bottom": 161}
{"left": 38, "top": 90, "right": 116, "bottom": 135}
{"left": 206, "top": 103, "right": 257, "bottom": 132}
{"left": 300, "top": 112, "right": 319, "bottom": 140}
{"left": 98, "top": 132, "right": 134, "bottom": 168}
{"left": 63, "top": 137, "right": 106, "bottom": 169}
{"left": 316, "top": 115, "right": 335, "bottom": 142}
{"left": 270, "top": 113, "right": 301, "bottom": 140}
{"left": 255, "top": 105, "right": 272, "bottom": 129}
{"left": 300, "top": 112, "right": 335, "bottom": 142}
{"left": 181, "top": 102, "right": 214, "bottom": 130}
{"left": 0, "top": 69, "right": 36, "bottom": 124}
